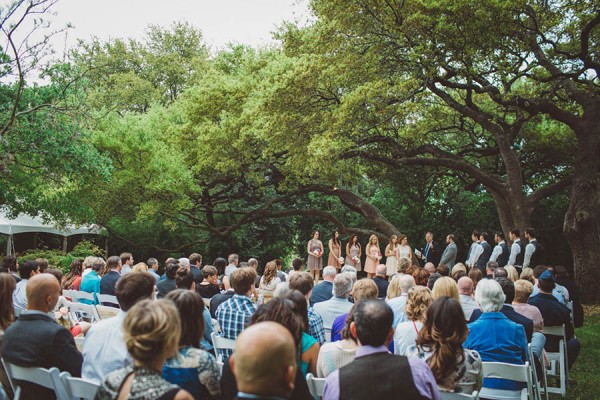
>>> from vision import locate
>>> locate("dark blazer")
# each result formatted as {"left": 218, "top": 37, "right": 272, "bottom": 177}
{"left": 156, "top": 278, "right": 177, "bottom": 299}
{"left": 2, "top": 312, "right": 82, "bottom": 400}
{"left": 470, "top": 304, "right": 533, "bottom": 342}
{"left": 423, "top": 241, "right": 442, "bottom": 266}
{"left": 210, "top": 290, "right": 235, "bottom": 318}
{"left": 372, "top": 277, "right": 389, "bottom": 299}
{"left": 190, "top": 266, "right": 203, "bottom": 284}
{"left": 100, "top": 270, "right": 120, "bottom": 295}
{"left": 309, "top": 280, "right": 334, "bottom": 306}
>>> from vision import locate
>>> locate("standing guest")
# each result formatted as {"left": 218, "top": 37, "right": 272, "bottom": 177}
{"left": 372, "top": 264, "right": 389, "bottom": 298}
{"left": 420, "top": 231, "right": 442, "bottom": 266}
{"left": 80, "top": 258, "right": 103, "bottom": 304}
{"left": 216, "top": 268, "right": 257, "bottom": 358}
{"left": 331, "top": 279, "right": 379, "bottom": 342}
{"left": 317, "top": 307, "right": 359, "bottom": 378}
{"left": 323, "top": 300, "right": 439, "bottom": 400}
{"left": 512, "top": 279, "right": 546, "bottom": 359}
{"left": 407, "top": 297, "right": 482, "bottom": 394}
{"left": 310, "top": 266, "right": 336, "bottom": 306}
{"left": 307, "top": 230, "right": 324, "bottom": 283}
{"left": 94, "top": 299, "right": 193, "bottom": 400}
{"left": 439, "top": 234, "right": 458, "bottom": 270}
{"left": 388, "top": 274, "right": 416, "bottom": 328}
{"left": 465, "top": 231, "right": 480, "bottom": 267}
{"left": 230, "top": 322, "right": 298, "bottom": 400}
{"left": 119, "top": 252, "right": 134, "bottom": 275}
{"left": 12, "top": 260, "right": 40, "bottom": 314}
{"left": 364, "top": 234, "right": 381, "bottom": 279}
{"left": 196, "top": 266, "right": 221, "bottom": 299}
{"left": 163, "top": 290, "right": 220, "bottom": 400}
{"left": 188, "top": 253, "right": 203, "bottom": 284}
{"left": 523, "top": 228, "right": 543, "bottom": 269}
{"left": 394, "top": 286, "right": 433, "bottom": 356}
{"left": 528, "top": 270, "right": 580, "bottom": 368}
{"left": 384, "top": 235, "right": 399, "bottom": 278}
{"left": 62, "top": 258, "right": 84, "bottom": 290}
{"left": 457, "top": 277, "right": 478, "bottom": 320}
{"left": 288, "top": 258, "right": 304, "bottom": 279}
{"left": 431, "top": 277, "right": 459, "bottom": 301}
{"left": 475, "top": 232, "right": 492, "bottom": 275}
{"left": 147, "top": 258, "right": 161, "bottom": 282}
{"left": 0, "top": 255, "right": 20, "bottom": 282}
{"left": 345, "top": 234, "right": 362, "bottom": 270}
{"left": 82, "top": 272, "right": 156, "bottom": 383}
{"left": 396, "top": 234, "right": 413, "bottom": 264}
{"left": 0, "top": 273, "right": 16, "bottom": 399}
{"left": 157, "top": 262, "right": 179, "bottom": 298}
{"left": 3, "top": 274, "right": 83, "bottom": 399}
{"left": 259, "top": 261, "right": 281, "bottom": 293}
{"left": 35, "top": 258, "right": 49, "bottom": 273}
{"left": 490, "top": 232, "right": 509, "bottom": 268}
{"left": 508, "top": 228, "right": 525, "bottom": 267}
{"left": 313, "top": 273, "right": 354, "bottom": 330}
{"left": 288, "top": 272, "right": 326, "bottom": 345}
{"left": 100, "top": 256, "right": 122, "bottom": 307}
{"left": 464, "top": 279, "right": 528, "bottom": 392}
{"left": 328, "top": 230, "right": 343, "bottom": 272}
{"left": 225, "top": 254, "right": 239, "bottom": 277}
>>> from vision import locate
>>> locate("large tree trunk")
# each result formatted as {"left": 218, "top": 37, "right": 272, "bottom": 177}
{"left": 491, "top": 191, "right": 531, "bottom": 239}
{"left": 564, "top": 125, "right": 600, "bottom": 303}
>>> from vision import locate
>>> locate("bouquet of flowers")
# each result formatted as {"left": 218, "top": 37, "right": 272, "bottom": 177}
{"left": 338, "top": 256, "right": 345, "bottom": 264}
{"left": 376, "top": 252, "right": 382, "bottom": 261}
{"left": 352, "top": 255, "right": 359, "bottom": 263}
{"left": 313, "top": 249, "right": 322, "bottom": 257}
{"left": 54, "top": 306, "right": 73, "bottom": 330}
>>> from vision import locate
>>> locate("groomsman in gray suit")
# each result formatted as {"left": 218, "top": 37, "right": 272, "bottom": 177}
{"left": 439, "top": 234, "right": 458, "bottom": 270}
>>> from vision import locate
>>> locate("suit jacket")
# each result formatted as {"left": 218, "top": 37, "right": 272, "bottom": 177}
{"left": 470, "top": 304, "right": 533, "bottom": 342}
{"left": 190, "top": 266, "right": 203, "bottom": 284}
{"left": 2, "top": 312, "right": 82, "bottom": 400}
{"left": 372, "top": 276, "right": 389, "bottom": 299}
{"left": 423, "top": 241, "right": 442, "bottom": 265}
{"left": 100, "top": 270, "right": 120, "bottom": 296}
{"left": 210, "top": 290, "right": 235, "bottom": 318}
{"left": 309, "top": 280, "right": 334, "bottom": 306}
{"left": 439, "top": 242, "right": 457, "bottom": 268}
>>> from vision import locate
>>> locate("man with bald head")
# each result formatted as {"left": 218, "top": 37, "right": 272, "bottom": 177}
{"left": 230, "top": 321, "right": 296, "bottom": 400}
{"left": 3, "top": 274, "right": 82, "bottom": 399}
{"left": 458, "top": 276, "right": 479, "bottom": 320}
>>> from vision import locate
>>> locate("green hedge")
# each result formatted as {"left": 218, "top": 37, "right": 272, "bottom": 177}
{"left": 17, "top": 241, "right": 105, "bottom": 274}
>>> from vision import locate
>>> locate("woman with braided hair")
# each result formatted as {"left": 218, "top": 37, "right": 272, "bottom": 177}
{"left": 406, "top": 296, "right": 482, "bottom": 394}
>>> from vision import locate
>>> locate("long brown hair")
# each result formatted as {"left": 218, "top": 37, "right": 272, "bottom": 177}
{"left": 165, "top": 289, "right": 204, "bottom": 348}
{"left": 62, "top": 258, "right": 83, "bottom": 289}
{"left": 349, "top": 234, "right": 360, "bottom": 248}
{"left": 0, "top": 273, "right": 16, "bottom": 330}
{"left": 263, "top": 261, "right": 277, "bottom": 285}
{"left": 416, "top": 297, "right": 468, "bottom": 387}
{"left": 331, "top": 230, "right": 340, "bottom": 246}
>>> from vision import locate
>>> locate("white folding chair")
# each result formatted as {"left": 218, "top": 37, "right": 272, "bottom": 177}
{"left": 62, "top": 290, "right": 74, "bottom": 302}
{"left": 95, "top": 305, "right": 120, "bottom": 320}
{"left": 73, "top": 291, "right": 96, "bottom": 304}
{"left": 60, "top": 372, "right": 99, "bottom": 400}
{"left": 439, "top": 391, "right": 480, "bottom": 400}
{"left": 306, "top": 373, "right": 326, "bottom": 399}
{"left": 528, "top": 343, "right": 546, "bottom": 400}
{"left": 479, "top": 361, "right": 533, "bottom": 400}
{"left": 96, "top": 294, "right": 119, "bottom": 307}
{"left": 1, "top": 359, "right": 69, "bottom": 400}
{"left": 324, "top": 327, "right": 332, "bottom": 343}
{"left": 566, "top": 301, "right": 574, "bottom": 324}
{"left": 542, "top": 324, "right": 568, "bottom": 397}
{"left": 68, "top": 301, "right": 100, "bottom": 323}
{"left": 74, "top": 336, "right": 85, "bottom": 352}
{"left": 211, "top": 332, "right": 236, "bottom": 370}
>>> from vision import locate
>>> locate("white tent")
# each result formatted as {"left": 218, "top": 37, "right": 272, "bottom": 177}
{"left": 0, "top": 210, "right": 101, "bottom": 255}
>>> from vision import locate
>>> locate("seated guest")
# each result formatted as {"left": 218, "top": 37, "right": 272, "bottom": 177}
{"left": 100, "top": 256, "right": 122, "bottom": 307}
{"left": 188, "top": 253, "right": 203, "bottom": 285}
{"left": 230, "top": 322, "right": 297, "bottom": 400}
{"left": 82, "top": 272, "right": 156, "bottom": 383}
{"left": 512, "top": 279, "right": 546, "bottom": 360}
{"left": 505, "top": 265, "right": 519, "bottom": 282}
{"left": 310, "top": 266, "right": 336, "bottom": 306}
{"left": 387, "top": 274, "right": 416, "bottom": 328}
{"left": 213, "top": 257, "right": 229, "bottom": 290}
{"left": 530, "top": 265, "right": 565, "bottom": 303}
{"left": 554, "top": 265, "right": 583, "bottom": 327}
{"left": 1, "top": 255, "right": 20, "bottom": 282}
{"left": 131, "top": 262, "right": 148, "bottom": 273}
{"left": 323, "top": 300, "right": 439, "bottom": 400}
{"left": 331, "top": 279, "right": 378, "bottom": 342}
{"left": 12, "top": 260, "right": 40, "bottom": 314}
{"left": 313, "top": 272, "right": 354, "bottom": 330}
{"left": 288, "top": 272, "right": 325, "bottom": 345}
{"left": 464, "top": 279, "right": 528, "bottom": 392}
{"left": 176, "top": 267, "right": 195, "bottom": 290}
{"left": 209, "top": 286, "right": 234, "bottom": 319}
{"left": 431, "top": 276, "right": 459, "bottom": 301}
{"left": 220, "top": 298, "right": 312, "bottom": 400}
{"left": 371, "top": 264, "right": 389, "bottom": 299}
{"left": 79, "top": 258, "right": 104, "bottom": 304}
{"left": 275, "top": 258, "right": 288, "bottom": 283}
{"left": 147, "top": 258, "right": 161, "bottom": 282}
{"left": 468, "top": 268, "right": 483, "bottom": 291}
{"left": 46, "top": 268, "right": 91, "bottom": 337}
{"left": 413, "top": 267, "right": 430, "bottom": 286}
{"left": 287, "top": 258, "right": 304, "bottom": 279}
{"left": 283, "top": 290, "right": 320, "bottom": 376}
{"left": 62, "top": 258, "right": 84, "bottom": 291}
{"left": 458, "top": 277, "right": 478, "bottom": 320}
{"left": 196, "top": 265, "right": 221, "bottom": 299}
{"left": 407, "top": 297, "right": 482, "bottom": 394}
{"left": 163, "top": 290, "right": 220, "bottom": 399}
{"left": 3, "top": 274, "right": 82, "bottom": 399}
{"left": 485, "top": 261, "right": 498, "bottom": 279}
{"left": 386, "top": 274, "right": 401, "bottom": 300}
{"left": 259, "top": 261, "right": 282, "bottom": 292}
{"left": 394, "top": 286, "right": 433, "bottom": 356}
{"left": 157, "top": 262, "right": 179, "bottom": 298}
{"left": 470, "top": 277, "right": 534, "bottom": 342}
{"left": 0, "top": 273, "right": 16, "bottom": 399}
{"left": 317, "top": 306, "right": 358, "bottom": 378}
{"left": 519, "top": 267, "right": 535, "bottom": 284}
{"left": 529, "top": 270, "right": 580, "bottom": 368}
{"left": 216, "top": 267, "right": 257, "bottom": 358}
{"left": 545, "top": 266, "right": 569, "bottom": 302}
{"left": 94, "top": 299, "right": 193, "bottom": 400}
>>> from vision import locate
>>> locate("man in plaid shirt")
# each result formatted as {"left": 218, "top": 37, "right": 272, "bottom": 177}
{"left": 216, "top": 267, "right": 257, "bottom": 358}
{"left": 288, "top": 271, "right": 326, "bottom": 345}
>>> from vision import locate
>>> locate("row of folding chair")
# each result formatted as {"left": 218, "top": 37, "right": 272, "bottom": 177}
{"left": 1, "top": 358, "right": 99, "bottom": 400}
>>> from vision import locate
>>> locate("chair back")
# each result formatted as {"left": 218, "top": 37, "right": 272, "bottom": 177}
{"left": 440, "top": 390, "right": 480, "bottom": 400}
{"left": 62, "top": 290, "right": 74, "bottom": 301}
{"left": 481, "top": 361, "right": 533, "bottom": 400}
{"left": 60, "top": 372, "right": 99, "bottom": 400}
{"left": 96, "top": 305, "right": 120, "bottom": 320}
{"left": 306, "top": 373, "right": 326, "bottom": 398}
{"left": 542, "top": 324, "right": 566, "bottom": 340}
{"left": 73, "top": 291, "right": 95, "bottom": 303}
{"left": 68, "top": 301, "right": 100, "bottom": 323}
{"left": 96, "top": 294, "right": 119, "bottom": 307}
{"left": 541, "top": 324, "right": 568, "bottom": 396}
{"left": 1, "top": 359, "right": 69, "bottom": 400}
{"left": 211, "top": 332, "right": 236, "bottom": 366}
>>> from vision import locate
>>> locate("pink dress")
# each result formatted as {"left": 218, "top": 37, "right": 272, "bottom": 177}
{"left": 364, "top": 245, "right": 380, "bottom": 274}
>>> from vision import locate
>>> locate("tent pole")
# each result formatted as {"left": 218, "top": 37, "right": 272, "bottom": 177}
{"left": 7, "top": 235, "right": 12, "bottom": 256}
{"left": 62, "top": 236, "right": 68, "bottom": 253}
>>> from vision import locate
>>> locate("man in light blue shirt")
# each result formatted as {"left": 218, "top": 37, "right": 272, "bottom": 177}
{"left": 82, "top": 272, "right": 155, "bottom": 383}
{"left": 387, "top": 274, "right": 415, "bottom": 328}
{"left": 313, "top": 273, "right": 354, "bottom": 330}
{"left": 147, "top": 257, "right": 161, "bottom": 282}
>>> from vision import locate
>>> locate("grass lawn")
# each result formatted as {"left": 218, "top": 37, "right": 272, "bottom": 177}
{"left": 551, "top": 305, "right": 600, "bottom": 400}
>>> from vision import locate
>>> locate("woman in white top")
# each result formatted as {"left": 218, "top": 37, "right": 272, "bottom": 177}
{"left": 317, "top": 305, "right": 358, "bottom": 377}
{"left": 259, "top": 261, "right": 281, "bottom": 292}
{"left": 396, "top": 234, "right": 413, "bottom": 263}
{"left": 394, "top": 286, "right": 432, "bottom": 356}
{"left": 385, "top": 235, "right": 399, "bottom": 278}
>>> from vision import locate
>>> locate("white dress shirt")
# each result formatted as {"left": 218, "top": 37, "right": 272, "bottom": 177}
{"left": 467, "top": 242, "right": 483, "bottom": 267}
{"left": 12, "top": 279, "right": 28, "bottom": 313}
{"left": 490, "top": 241, "right": 506, "bottom": 262}
{"left": 508, "top": 239, "right": 522, "bottom": 266}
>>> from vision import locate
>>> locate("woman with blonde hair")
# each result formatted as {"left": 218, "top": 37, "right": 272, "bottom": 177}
{"left": 385, "top": 235, "right": 399, "bottom": 278}
{"left": 259, "top": 261, "right": 281, "bottom": 292}
{"left": 131, "top": 262, "right": 149, "bottom": 273}
{"left": 505, "top": 265, "right": 519, "bottom": 282}
{"left": 519, "top": 267, "right": 535, "bottom": 284}
{"left": 364, "top": 234, "right": 381, "bottom": 279}
{"left": 386, "top": 275, "right": 402, "bottom": 300}
{"left": 95, "top": 299, "right": 192, "bottom": 399}
{"left": 394, "top": 286, "right": 433, "bottom": 355}
{"left": 432, "top": 277, "right": 460, "bottom": 301}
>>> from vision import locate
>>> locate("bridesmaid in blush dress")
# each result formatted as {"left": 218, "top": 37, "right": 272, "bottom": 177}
{"left": 385, "top": 235, "right": 399, "bottom": 278}
{"left": 307, "top": 230, "right": 324, "bottom": 283}
{"left": 364, "top": 234, "right": 381, "bottom": 278}
{"left": 345, "top": 234, "right": 362, "bottom": 270}
{"left": 327, "top": 230, "right": 343, "bottom": 272}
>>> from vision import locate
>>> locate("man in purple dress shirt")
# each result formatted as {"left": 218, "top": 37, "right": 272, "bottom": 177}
{"left": 323, "top": 300, "right": 439, "bottom": 400}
